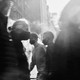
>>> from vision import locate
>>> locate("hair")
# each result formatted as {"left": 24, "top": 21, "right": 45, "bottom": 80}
{"left": 12, "top": 21, "right": 29, "bottom": 31}
{"left": 30, "top": 32, "right": 38, "bottom": 41}
{"left": 43, "top": 31, "right": 54, "bottom": 42}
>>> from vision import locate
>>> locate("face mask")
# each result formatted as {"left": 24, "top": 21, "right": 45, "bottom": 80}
{"left": 30, "top": 39, "right": 35, "bottom": 44}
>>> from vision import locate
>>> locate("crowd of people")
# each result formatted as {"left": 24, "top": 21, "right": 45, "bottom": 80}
{"left": 0, "top": 1, "right": 80, "bottom": 80}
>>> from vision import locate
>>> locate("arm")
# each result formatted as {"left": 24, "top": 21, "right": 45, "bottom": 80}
{"left": 37, "top": 47, "right": 46, "bottom": 73}
{"left": 30, "top": 54, "right": 35, "bottom": 71}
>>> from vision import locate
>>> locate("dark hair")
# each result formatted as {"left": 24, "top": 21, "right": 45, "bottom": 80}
{"left": 43, "top": 31, "right": 54, "bottom": 41}
{"left": 12, "top": 21, "right": 29, "bottom": 31}
{"left": 30, "top": 33, "right": 38, "bottom": 40}
{"left": 11, "top": 21, "right": 30, "bottom": 40}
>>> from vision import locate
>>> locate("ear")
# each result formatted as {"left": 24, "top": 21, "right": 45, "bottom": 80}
{"left": 8, "top": 26, "right": 12, "bottom": 31}
{"left": 7, "top": 26, "right": 12, "bottom": 33}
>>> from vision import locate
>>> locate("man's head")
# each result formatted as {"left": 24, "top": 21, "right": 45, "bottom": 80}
{"left": 11, "top": 21, "right": 30, "bottom": 41}
{"left": 29, "top": 33, "right": 38, "bottom": 45}
{"left": 42, "top": 31, "right": 54, "bottom": 45}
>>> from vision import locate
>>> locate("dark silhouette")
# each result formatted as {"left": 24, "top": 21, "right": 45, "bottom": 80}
{"left": 42, "top": 31, "right": 55, "bottom": 80}
{"left": 0, "top": 12, "right": 19, "bottom": 80}
{"left": 29, "top": 33, "right": 46, "bottom": 80}
{"left": 0, "top": 13, "right": 30, "bottom": 80}
{"left": 52, "top": 22, "right": 80, "bottom": 80}
{"left": 11, "top": 21, "right": 30, "bottom": 80}
{"left": 57, "top": 0, "right": 80, "bottom": 79}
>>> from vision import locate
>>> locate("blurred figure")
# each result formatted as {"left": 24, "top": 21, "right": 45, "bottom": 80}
{"left": 0, "top": 12, "right": 21, "bottom": 80}
{"left": 53, "top": 16, "right": 80, "bottom": 80}
{"left": 11, "top": 21, "right": 30, "bottom": 41}
{"left": 11, "top": 21, "right": 30, "bottom": 80}
{"left": 42, "top": 31, "right": 55, "bottom": 80}
{"left": 0, "top": 1, "right": 20, "bottom": 80}
{"left": 29, "top": 33, "right": 46, "bottom": 80}
{"left": 55, "top": 0, "right": 80, "bottom": 79}
{"left": 0, "top": 11, "right": 8, "bottom": 80}
{"left": 0, "top": 1, "right": 30, "bottom": 80}
{"left": 0, "top": 13, "right": 30, "bottom": 80}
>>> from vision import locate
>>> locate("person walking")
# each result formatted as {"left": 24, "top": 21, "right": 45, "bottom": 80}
{"left": 29, "top": 33, "right": 46, "bottom": 80}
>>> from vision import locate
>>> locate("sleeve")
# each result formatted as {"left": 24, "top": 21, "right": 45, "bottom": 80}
{"left": 30, "top": 54, "right": 35, "bottom": 71}
{"left": 39, "top": 47, "right": 46, "bottom": 63}
{"left": 46, "top": 47, "right": 50, "bottom": 72}
{"left": 37, "top": 47, "right": 46, "bottom": 73}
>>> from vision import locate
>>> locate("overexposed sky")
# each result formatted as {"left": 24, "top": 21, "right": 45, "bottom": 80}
{"left": 47, "top": 0, "right": 70, "bottom": 15}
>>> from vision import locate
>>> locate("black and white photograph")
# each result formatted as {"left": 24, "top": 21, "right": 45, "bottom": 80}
{"left": 0, "top": 0, "right": 80, "bottom": 80}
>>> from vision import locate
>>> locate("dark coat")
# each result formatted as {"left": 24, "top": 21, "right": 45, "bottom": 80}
{"left": 30, "top": 43, "right": 46, "bottom": 80}
{"left": 0, "top": 12, "right": 19, "bottom": 79}
{"left": 0, "top": 12, "right": 30, "bottom": 80}
{"left": 30, "top": 43, "right": 46, "bottom": 73}
{"left": 46, "top": 42, "right": 55, "bottom": 73}
{"left": 53, "top": 23, "right": 80, "bottom": 80}
{"left": 13, "top": 40, "right": 30, "bottom": 74}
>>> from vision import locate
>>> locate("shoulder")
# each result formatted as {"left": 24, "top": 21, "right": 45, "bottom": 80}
{"left": 35, "top": 44, "right": 46, "bottom": 54}
{"left": 48, "top": 42, "right": 54, "bottom": 49}
{"left": 38, "top": 43, "right": 46, "bottom": 50}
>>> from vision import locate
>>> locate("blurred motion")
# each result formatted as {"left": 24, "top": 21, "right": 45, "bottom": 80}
{"left": 0, "top": 11, "right": 30, "bottom": 80}
{"left": 42, "top": 31, "right": 55, "bottom": 80}
{"left": 29, "top": 33, "right": 47, "bottom": 80}
{"left": 0, "top": 0, "right": 80, "bottom": 80}
{"left": 11, "top": 20, "right": 30, "bottom": 40}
